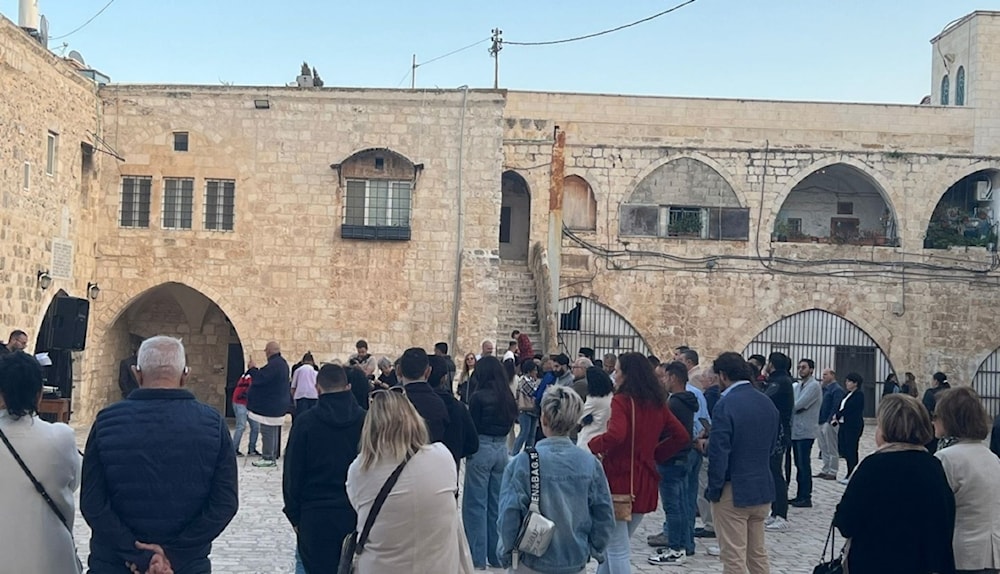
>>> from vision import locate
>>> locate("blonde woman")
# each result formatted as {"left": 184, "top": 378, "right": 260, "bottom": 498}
{"left": 346, "top": 390, "right": 472, "bottom": 573}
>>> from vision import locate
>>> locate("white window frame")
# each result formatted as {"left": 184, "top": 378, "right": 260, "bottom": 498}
{"left": 346, "top": 179, "right": 412, "bottom": 227}
{"left": 162, "top": 177, "right": 194, "bottom": 230}
{"left": 46, "top": 131, "right": 58, "bottom": 176}
{"left": 204, "top": 179, "right": 235, "bottom": 231}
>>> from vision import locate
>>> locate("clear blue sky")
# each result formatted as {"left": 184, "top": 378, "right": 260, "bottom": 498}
{"left": 1, "top": 1, "right": 992, "bottom": 103}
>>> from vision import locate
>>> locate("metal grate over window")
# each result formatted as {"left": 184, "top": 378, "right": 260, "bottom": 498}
{"left": 162, "top": 178, "right": 194, "bottom": 229}
{"left": 973, "top": 351, "right": 1000, "bottom": 418}
{"left": 205, "top": 179, "right": 235, "bottom": 231}
{"left": 342, "top": 179, "right": 412, "bottom": 240}
{"left": 120, "top": 176, "right": 152, "bottom": 228}
{"left": 556, "top": 296, "right": 651, "bottom": 358}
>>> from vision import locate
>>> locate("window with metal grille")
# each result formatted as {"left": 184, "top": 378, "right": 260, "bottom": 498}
{"left": 173, "top": 132, "right": 189, "bottom": 152}
{"left": 205, "top": 179, "right": 235, "bottom": 231}
{"left": 120, "top": 176, "right": 152, "bottom": 228}
{"left": 162, "top": 178, "right": 194, "bottom": 229}
{"left": 620, "top": 205, "right": 749, "bottom": 240}
{"left": 46, "top": 131, "right": 58, "bottom": 176}
{"left": 343, "top": 179, "right": 411, "bottom": 240}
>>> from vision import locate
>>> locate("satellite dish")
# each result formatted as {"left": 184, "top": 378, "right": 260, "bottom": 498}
{"left": 38, "top": 15, "right": 48, "bottom": 48}
{"left": 68, "top": 50, "right": 86, "bottom": 66}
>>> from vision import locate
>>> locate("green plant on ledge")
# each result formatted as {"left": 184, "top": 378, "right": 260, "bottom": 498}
{"left": 668, "top": 212, "right": 703, "bottom": 237}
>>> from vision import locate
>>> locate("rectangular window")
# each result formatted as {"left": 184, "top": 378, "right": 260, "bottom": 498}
{"left": 162, "top": 178, "right": 194, "bottom": 229}
{"left": 23, "top": 162, "right": 30, "bottom": 190}
{"left": 837, "top": 201, "right": 854, "bottom": 215}
{"left": 787, "top": 218, "right": 803, "bottom": 236}
{"left": 620, "top": 204, "right": 749, "bottom": 241}
{"left": 46, "top": 131, "right": 58, "bottom": 176}
{"left": 173, "top": 132, "right": 189, "bottom": 152}
{"left": 204, "top": 179, "right": 236, "bottom": 231}
{"left": 619, "top": 204, "right": 660, "bottom": 236}
{"left": 667, "top": 206, "right": 706, "bottom": 238}
{"left": 120, "top": 176, "right": 152, "bottom": 228}
{"left": 707, "top": 207, "right": 751, "bottom": 240}
{"left": 343, "top": 179, "right": 412, "bottom": 240}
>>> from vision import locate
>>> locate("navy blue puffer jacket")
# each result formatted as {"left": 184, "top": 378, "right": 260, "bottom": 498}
{"left": 81, "top": 388, "right": 238, "bottom": 573}
{"left": 247, "top": 353, "right": 291, "bottom": 417}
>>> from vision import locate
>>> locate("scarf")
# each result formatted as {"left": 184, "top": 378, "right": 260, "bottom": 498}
{"left": 874, "top": 441, "right": 927, "bottom": 454}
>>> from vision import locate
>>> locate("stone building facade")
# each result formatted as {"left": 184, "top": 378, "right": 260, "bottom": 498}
{"left": 5, "top": 11, "right": 1000, "bottom": 420}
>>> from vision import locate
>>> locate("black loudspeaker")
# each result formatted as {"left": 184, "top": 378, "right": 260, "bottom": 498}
{"left": 47, "top": 296, "right": 90, "bottom": 351}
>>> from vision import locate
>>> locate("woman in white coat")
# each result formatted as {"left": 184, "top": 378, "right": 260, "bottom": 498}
{"left": 347, "top": 388, "right": 473, "bottom": 573}
{"left": 933, "top": 386, "right": 1000, "bottom": 574}
{"left": 0, "top": 351, "right": 82, "bottom": 573}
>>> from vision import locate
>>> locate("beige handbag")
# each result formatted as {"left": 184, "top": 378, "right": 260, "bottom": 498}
{"left": 610, "top": 398, "right": 636, "bottom": 521}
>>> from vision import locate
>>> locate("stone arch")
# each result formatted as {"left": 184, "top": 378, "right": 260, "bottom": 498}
{"left": 971, "top": 348, "right": 1000, "bottom": 417}
{"left": 564, "top": 174, "right": 597, "bottom": 231}
{"left": 922, "top": 167, "right": 1000, "bottom": 249}
{"left": 742, "top": 308, "right": 896, "bottom": 415}
{"left": 556, "top": 295, "right": 651, "bottom": 356}
{"left": 500, "top": 170, "right": 531, "bottom": 260}
{"left": 771, "top": 159, "right": 900, "bottom": 246}
{"left": 624, "top": 154, "right": 745, "bottom": 207}
{"left": 331, "top": 147, "right": 422, "bottom": 184}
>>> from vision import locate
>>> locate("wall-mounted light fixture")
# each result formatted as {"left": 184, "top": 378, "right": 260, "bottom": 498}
{"left": 87, "top": 282, "right": 100, "bottom": 300}
{"left": 37, "top": 270, "right": 52, "bottom": 290}
{"left": 253, "top": 99, "right": 270, "bottom": 109}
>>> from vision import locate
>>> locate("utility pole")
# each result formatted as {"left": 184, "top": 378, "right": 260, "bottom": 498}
{"left": 411, "top": 54, "right": 416, "bottom": 90}
{"left": 490, "top": 28, "right": 503, "bottom": 89}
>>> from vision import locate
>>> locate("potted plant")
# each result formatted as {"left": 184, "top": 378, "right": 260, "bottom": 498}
{"left": 773, "top": 220, "right": 790, "bottom": 242}
{"left": 668, "top": 212, "right": 703, "bottom": 238}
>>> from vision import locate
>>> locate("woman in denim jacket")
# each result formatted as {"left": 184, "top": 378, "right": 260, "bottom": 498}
{"left": 499, "top": 385, "right": 616, "bottom": 573}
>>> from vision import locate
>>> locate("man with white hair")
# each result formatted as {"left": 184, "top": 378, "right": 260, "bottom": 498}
{"left": 81, "top": 336, "right": 238, "bottom": 574}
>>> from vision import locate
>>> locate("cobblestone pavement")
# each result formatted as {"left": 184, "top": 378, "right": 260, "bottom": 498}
{"left": 71, "top": 421, "right": 877, "bottom": 573}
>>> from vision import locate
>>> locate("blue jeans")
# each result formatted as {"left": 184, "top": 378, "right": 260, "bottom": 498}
{"left": 231, "top": 403, "right": 259, "bottom": 453}
{"left": 685, "top": 449, "right": 702, "bottom": 553}
{"left": 463, "top": 435, "right": 508, "bottom": 568}
{"left": 294, "top": 546, "right": 306, "bottom": 574}
{"left": 596, "top": 514, "right": 644, "bottom": 574}
{"left": 511, "top": 412, "right": 538, "bottom": 455}
{"left": 657, "top": 460, "right": 689, "bottom": 551}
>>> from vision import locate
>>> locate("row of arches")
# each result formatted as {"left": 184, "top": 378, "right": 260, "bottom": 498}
{"left": 505, "top": 155, "right": 998, "bottom": 250}
{"left": 556, "top": 298, "right": 1000, "bottom": 418}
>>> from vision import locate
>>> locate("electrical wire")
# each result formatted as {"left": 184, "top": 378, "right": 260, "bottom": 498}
{"left": 506, "top": 0, "right": 698, "bottom": 46}
{"left": 50, "top": 0, "right": 117, "bottom": 40}
{"left": 395, "top": 38, "right": 490, "bottom": 88}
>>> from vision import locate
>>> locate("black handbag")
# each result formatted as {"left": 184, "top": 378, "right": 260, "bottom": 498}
{"left": 0, "top": 425, "right": 83, "bottom": 573}
{"left": 338, "top": 453, "right": 413, "bottom": 574}
{"left": 813, "top": 521, "right": 845, "bottom": 574}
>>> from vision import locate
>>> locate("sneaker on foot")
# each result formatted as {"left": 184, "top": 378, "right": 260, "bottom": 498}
{"left": 235, "top": 451, "right": 244, "bottom": 457}
{"left": 707, "top": 545, "right": 721, "bottom": 557}
{"left": 765, "top": 516, "right": 789, "bottom": 531}
{"left": 646, "top": 533, "right": 670, "bottom": 547}
{"left": 764, "top": 514, "right": 776, "bottom": 526}
{"left": 789, "top": 498, "right": 813, "bottom": 508}
{"left": 252, "top": 459, "right": 277, "bottom": 468}
{"left": 694, "top": 527, "right": 716, "bottom": 538}
{"left": 647, "top": 548, "right": 686, "bottom": 565}
{"left": 248, "top": 450, "right": 262, "bottom": 456}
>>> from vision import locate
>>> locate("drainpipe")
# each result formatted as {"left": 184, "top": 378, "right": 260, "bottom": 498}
{"left": 547, "top": 128, "right": 566, "bottom": 350}
{"left": 449, "top": 86, "right": 470, "bottom": 353}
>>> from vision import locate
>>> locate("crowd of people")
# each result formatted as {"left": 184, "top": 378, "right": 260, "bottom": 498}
{"left": 2, "top": 328, "right": 1000, "bottom": 573}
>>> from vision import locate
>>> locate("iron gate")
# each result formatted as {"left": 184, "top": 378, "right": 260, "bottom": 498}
{"left": 743, "top": 309, "right": 894, "bottom": 414}
{"left": 972, "top": 351, "right": 1000, "bottom": 418}
{"left": 557, "top": 296, "right": 651, "bottom": 358}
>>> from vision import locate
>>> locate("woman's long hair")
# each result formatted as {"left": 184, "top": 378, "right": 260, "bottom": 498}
{"left": 471, "top": 355, "right": 518, "bottom": 422}
{"left": 358, "top": 391, "right": 428, "bottom": 470}
{"left": 461, "top": 353, "right": 476, "bottom": 380}
{"left": 616, "top": 352, "right": 668, "bottom": 407}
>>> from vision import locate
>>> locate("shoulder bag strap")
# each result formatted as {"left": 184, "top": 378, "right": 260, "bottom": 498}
{"left": 526, "top": 447, "right": 541, "bottom": 512}
{"left": 629, "top": 397, "right": 635, "bottom": 499}
{"left": 356, "top": 452, "right": 413, "bottom": 553}
{"left": 0, "top": 424, "right": 72, "bottom": 533}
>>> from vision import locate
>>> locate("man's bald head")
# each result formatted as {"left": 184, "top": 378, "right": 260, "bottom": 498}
{"left": 265, "top": 341, "right": 281, "bottom": 358}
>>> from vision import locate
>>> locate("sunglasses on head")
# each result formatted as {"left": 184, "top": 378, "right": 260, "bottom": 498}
{"left": 369, "top": 386, "right": 406, "bottom": 402}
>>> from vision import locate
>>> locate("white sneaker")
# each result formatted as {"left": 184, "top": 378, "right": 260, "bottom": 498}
{"left": 764, "top": 514, "right": 776, "bottom": 526}
{"left": 765, "top": 516, "right": 789, "bottom": 531}
{"left": 838, "top": 477, "right": 851, "bottom": 485}
{"left": 647, "top": 548, "right": 686, "bottom": 565}
{"left": 707, "top": 545, "right": 721, "bottom": 557}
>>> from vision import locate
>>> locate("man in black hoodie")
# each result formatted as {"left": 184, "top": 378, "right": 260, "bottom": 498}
{"left": 399, "top": 347, "right": 450, "bottom": 442}
{"left": 283, "top": 364, "right": 365, "bottom": 573}
{"left": 648, "top": 361, "right": 698, "bottom": 565}
{"left": 428, "top": 355, "right": 479, "bottom": 469}
{"left": 762, "top": 352, "right": 795, "bottom": 532}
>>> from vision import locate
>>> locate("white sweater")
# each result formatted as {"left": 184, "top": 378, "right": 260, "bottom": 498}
{"left": 576, "top": 393, "right": 613, "bottom": 450}
{"left": 936, "top": 440, "right": 1000, "bottom": 570}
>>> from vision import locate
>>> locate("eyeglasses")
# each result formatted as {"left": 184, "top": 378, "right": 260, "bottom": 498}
{"left": 369, "top": 386, "right": 406, "bottom": 402}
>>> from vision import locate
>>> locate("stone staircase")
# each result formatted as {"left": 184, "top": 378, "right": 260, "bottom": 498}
{"left": 497, "top": 260, "right": 542, "bottom": 354}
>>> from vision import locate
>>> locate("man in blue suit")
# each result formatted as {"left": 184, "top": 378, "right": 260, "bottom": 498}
{"left": 705, "top": 352, "right": 779, "bottom": 574}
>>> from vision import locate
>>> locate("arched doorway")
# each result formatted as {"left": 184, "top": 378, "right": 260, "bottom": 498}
{"left": 500, "top": 171, "right": 531, "bottom": 261}
{"left": 774, "top": 163, "right": 898, "bottom": 246}
{"left": 100, "top": 282, "right": 245, "bottom": 415}
{"left": 557, "top": 296, "right": 650, "bottom": 357}
{"left": 924, "top": 169, "right": 1000, "bottom": 250}
{"left": 972, "top": 350, "right": 1000, "bottom": 418}
{"left": 743, "top": 309, "right": 894, "bottom": 416}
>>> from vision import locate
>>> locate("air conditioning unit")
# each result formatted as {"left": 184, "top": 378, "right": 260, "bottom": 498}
{"left": 976, "top": 180, "right": 993, "bottom": 201}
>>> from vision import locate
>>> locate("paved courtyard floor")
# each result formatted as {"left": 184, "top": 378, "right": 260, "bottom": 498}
{"left": 70, "top": 422, "right": 876, "bottom": 573}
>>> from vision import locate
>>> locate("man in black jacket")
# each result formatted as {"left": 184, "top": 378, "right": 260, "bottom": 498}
{"left": 399, "top": 347, "right": 449, "bottom": 442}
{"left": 428, "top": 355, "right": 479, "bottom": 468}
{"left": 247, "top": 341, "right": 290, "bottom": 467}
{"left": 762, "top": 352, "right": 795, "bottom": 532}
{"left": 82, "top": 336, "right": 238, "bottom": 574}
{"left": 283, "top": 364, "right": 365, "bottom": 573}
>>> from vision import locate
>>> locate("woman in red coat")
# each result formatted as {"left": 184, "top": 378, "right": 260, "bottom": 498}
{"left": 589, "top": 352, "right": 689, "bottom": 573}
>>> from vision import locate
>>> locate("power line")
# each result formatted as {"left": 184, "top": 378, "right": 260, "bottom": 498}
{"left": 395, "top": 37, "right": 490, "bottom": 88}
{"left": 506, "top": 0, "right": 698, "bottom": 46}
{"left": 50, "top": 0, "right": 117, "bottom": 40}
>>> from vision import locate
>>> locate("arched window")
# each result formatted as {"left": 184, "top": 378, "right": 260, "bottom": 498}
{"left": 941, "top": 75, "right": 950, "bottom": 106}
{"left": 334, "top": 148, "right": 420, "bottom": 241}
{"left": 564, "top": 175, "right": 597, "bottom": 231}
{"left": 557, "top": 296, "right": 650, "bottom": 356}
{"left": 956, "top": 66, "right": 966, "bottom": 106}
